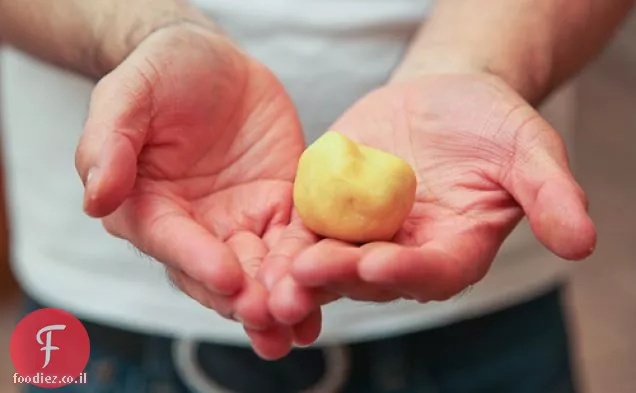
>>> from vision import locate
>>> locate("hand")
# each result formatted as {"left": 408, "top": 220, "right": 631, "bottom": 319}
{"left": 74, "top": 23, "right": 316, "bottom": 359}
{"left": 263, "top": 72, "right": 596, "bottom": 331}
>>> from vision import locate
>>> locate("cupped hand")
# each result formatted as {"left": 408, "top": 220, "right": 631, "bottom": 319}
{"left": 263, "top": 72, "right": 596, "bottom": 334}
{"left": 74, "top": 24, "right": 314, "bottom": 359}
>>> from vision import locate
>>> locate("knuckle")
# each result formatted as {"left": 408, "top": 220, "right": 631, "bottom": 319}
{"left": 102, "top": 218, "right": 124, "bottom": 239}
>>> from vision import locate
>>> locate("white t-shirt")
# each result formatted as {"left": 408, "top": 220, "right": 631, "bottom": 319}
{"left": 0, "top": 0, "right": 578, "bottom": 345}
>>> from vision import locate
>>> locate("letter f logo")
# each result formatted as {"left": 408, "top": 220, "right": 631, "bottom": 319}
{"left": 36, "top": 325, "right": 66, "bottom": 368}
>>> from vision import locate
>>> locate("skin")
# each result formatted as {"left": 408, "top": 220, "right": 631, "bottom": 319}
{"left": 78, "top": 26, "right": 312, "bottom": 358}
{"left": 0, "top": 0, "right": 634, "bottom": 360}
{"left": 260, "top": 0, "right": 635, "bottom": 353}
{"left": 1, "top": 0, "right": 311, "bottom": 359}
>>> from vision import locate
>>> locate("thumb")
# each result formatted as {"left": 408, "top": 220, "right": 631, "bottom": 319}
{"left": 75, "top": 67, "right": 151, "bottom": 218}
{"left": 500, "top": 118, "right": 596, "bottom": 260}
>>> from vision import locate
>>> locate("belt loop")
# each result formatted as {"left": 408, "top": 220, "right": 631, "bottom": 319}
{"left": 303, "top": 346, "right": 351, "bottom": 393}
{"left": 172, "top": 339, "right": 232, "bottom": 393}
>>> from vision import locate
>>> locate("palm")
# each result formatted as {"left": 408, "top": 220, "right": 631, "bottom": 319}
{"left": 266, "top": 73, "right": 596, "bottom": 328}
{"left": 78, "top": 26, "right": 304, "bottom": 336}
{"left": 119, "top": 31, "right": 303, "bottom": 269}
{"left": 338, "top": 74, "right": 526, "bottom": 286}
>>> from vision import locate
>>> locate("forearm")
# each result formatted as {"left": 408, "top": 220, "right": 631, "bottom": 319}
{"left": 392, "top": 0, "right": 634, "bottom": 104}
{"left": 0, "top": 0, "right": 216, "bottom": 79}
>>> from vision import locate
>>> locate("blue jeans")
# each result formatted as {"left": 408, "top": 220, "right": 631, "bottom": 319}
{"left": 20, "top": 288, "right": 576, "bottom": 393}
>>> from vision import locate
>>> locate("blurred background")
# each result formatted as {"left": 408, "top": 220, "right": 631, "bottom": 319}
{"left": 0, "top": 13, "right": 635, "bottom": 393}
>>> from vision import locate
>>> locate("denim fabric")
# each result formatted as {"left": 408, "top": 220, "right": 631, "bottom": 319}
{"left": 20, "top": 288, "right": 576, "bottom": 393}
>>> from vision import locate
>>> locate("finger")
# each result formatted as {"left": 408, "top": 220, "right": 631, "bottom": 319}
{"left": 358, "top": 236, "right": 495, "bottom": 302}
{"left": 245, "top": 325, "right": 294, "bottom": 361}
{"left": 76, "top": 70, "right": 152, "bottom": 218}
{"left": 168, "top": 266, "right": 273, "bottom": 330}
{"left": 326, "top": 283, "right": 401, "bottom": 302}
{"left": 224, "top": 231, "right": 275, "bottom": 327}
{"left": 258, "top": 218, "right": 318, "bottom": 290}
{"left": 269, "top": 276, "right": 339, "bottom": 325}
{"left": 110, "top": 203, "right": 244, "bottom": 296}
{"left": 226, "top": 231, "right": 268, "bottom": 278}
{"left": 290, "top": 239, "right": 362, "bottom": 287}
{"left": 291, "top": 239, "right": 400, "bottom": 303}
{"left": 167, "top": 267, "right": 235, "bottom": 319}
{"left": 293, "top": 310, "right": 322, "bottom": 347}
{"left": 233, "top": 280, "right": 275, "bottom": 330}
{"left": 262, "top": 224, "right": 287, "bottom": 250}
{"left": 500, "top": 117, "right": 596, "bottom": 260}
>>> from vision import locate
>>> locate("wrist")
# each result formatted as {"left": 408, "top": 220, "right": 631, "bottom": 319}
{"left": 390, "top": 45, "right": 553, "bottom": 105}
{"left": 389, "top": 31, "right": 553, "bottom": 106}
{"left": 92, "top": 1, "right": 219, "bottom": 78}
{"left": 389, "top": 44, "right": 485, "bottom": 83}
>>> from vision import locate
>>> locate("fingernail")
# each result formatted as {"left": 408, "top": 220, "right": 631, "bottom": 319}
{"left": 85, "top": 167, "right": 96, "bottom": 188}
{"left": 293, "top": 337, "right": 317, "bottom": 349}
{"left": 83, "top": 167, "right": 99, "bottom": 214}
{"left": 233, "top": 313, "right": 267, "bottom": 331}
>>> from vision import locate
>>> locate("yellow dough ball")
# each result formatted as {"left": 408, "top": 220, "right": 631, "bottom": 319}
{"left": 293, "top": 131, "right": 417, "bottom": 243}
